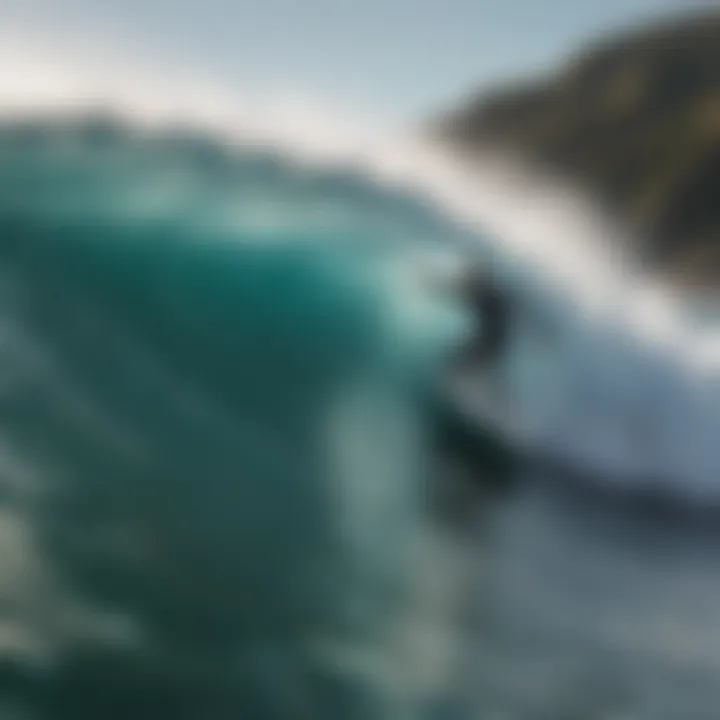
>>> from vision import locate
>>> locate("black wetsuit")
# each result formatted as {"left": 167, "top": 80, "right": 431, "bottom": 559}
{"left": 458, "top": 273, "right": 509, "bottom": 368}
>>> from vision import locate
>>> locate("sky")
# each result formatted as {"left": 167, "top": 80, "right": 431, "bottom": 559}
{"left": 3, "top": 0, "right": 715, "bottom": 127}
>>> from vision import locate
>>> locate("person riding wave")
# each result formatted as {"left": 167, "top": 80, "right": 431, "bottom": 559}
{"left": 456, "top": 265, "right": 510, "bottom": 372}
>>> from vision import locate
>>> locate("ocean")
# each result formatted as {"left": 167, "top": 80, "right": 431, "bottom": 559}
{"left": 1, "top": 108, "right": 720, "bottom": 720}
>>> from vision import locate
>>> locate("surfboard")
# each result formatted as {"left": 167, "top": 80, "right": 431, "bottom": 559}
{"left": 432, "top": 367, "right": 521, "bottom": 479}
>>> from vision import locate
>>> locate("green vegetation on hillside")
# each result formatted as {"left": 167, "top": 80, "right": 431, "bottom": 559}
{"left": 435, "top": 11, "right": 720, "bottom": 285}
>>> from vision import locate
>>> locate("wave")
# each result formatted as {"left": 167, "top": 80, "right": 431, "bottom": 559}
{"left": 0, "top": 109, "right": 490, "bottom": 719}
{"left": 0, "top": 37, "right": 720, "bottom": 716}
{"left": 5, "top": 37, "right": 720, "bottom": 488}
{"left": 5, "top": 42, "right": 720, "bottom": 491}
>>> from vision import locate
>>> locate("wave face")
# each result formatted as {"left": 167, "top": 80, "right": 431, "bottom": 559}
{"left": 0, "top": 98, "right": 718, "bottom": 716}
{"left": 0, "top": 116, "right": 473, "bottom": 719}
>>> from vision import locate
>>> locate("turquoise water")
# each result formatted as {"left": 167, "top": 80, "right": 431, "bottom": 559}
{"left": 0, "top": 117, "right": 473, "bottom": 719}
{"left": 5, "top": 114, "right": 720, "bottom": 720}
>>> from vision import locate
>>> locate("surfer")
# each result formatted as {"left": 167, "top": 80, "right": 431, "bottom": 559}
{"left": 431, "top": 263, "right": 518, "bottom": 494}
{"left": 456, "top": 265, "right": 511, "bottom": 372}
